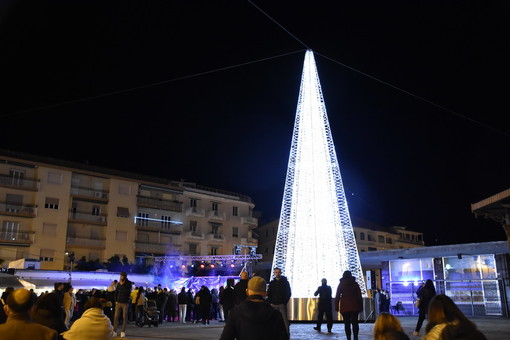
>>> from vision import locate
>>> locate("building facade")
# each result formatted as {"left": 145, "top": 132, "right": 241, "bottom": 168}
{"left": 0, "top": 150, "right": 257, "bottom": 270}
{"left": 256, "top": 217, "right": 425, "bottom": 264}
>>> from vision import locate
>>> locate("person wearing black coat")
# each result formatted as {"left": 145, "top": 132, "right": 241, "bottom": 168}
{"left": 177, "top": 287, "right": 188, "bottom": 323}
{"left": 267, "top": 268, "right": 292, "bottom": 335}
{"left": 221, "top": 279, "right": 236, "bottom": 323}
{"left": 414, "top": 279, "right": 437, "bottom": 336}
{"left": 233, "top": 271, "right": 249, "bottom": 305}
{"left": 197, "top": 286, "right": 212, "bottom": 325}
{"left": 313, "top": 278, "right": 333, "bottom": 333}
{"left": 220, "top": 276, "right": 288, "bottom": 340}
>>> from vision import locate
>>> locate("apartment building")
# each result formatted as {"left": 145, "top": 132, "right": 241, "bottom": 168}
{"left": 256, "top": 217, "right": 425, "bottom": 263}
{"left": 0, "top": 150, "right": 257, "bottom": 270}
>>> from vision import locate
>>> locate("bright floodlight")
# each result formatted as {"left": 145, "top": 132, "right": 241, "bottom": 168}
{"left": 271, "top": 50, "right": 366, "bottom": 297}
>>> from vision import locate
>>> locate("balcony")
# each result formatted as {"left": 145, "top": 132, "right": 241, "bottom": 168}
{"left": 68, "top": 211, "right": 107, "bottom": 225}
{"left": 184, "top": 231, "right": 204, "bottom": 239}
{"left": 135, "top": 220, "right": 183, "bottom": 235}
{"left": 207, "top": 210, "right": 225, "bottom": 221}
{"left": 186, "top": 207, "right": 205, "bottom": 217}
{"left": 137, "top": 196, "right": 183, "bottom": 212}
{"left": 135, "top": 241, "right": 180, "bottom": 255}
{"left": 70, "top": 186, "right": 109, "bottom": 202}
{"left": 0, "top": 174, "right": 40, "bottom": 191}
{"left": 206, "top": 233, "right": 225, "bottom": 242}
{"left": 0, "top": 202, "right": 37, "bottom": 218}
{"left": 0, "top": 230, "right": 34, "bottom": 246}
{"left": 241, "top": 216, "right": 258, "bottom": 226}
{"left": 66, "top": 237, "right": 105, "bottom": 249}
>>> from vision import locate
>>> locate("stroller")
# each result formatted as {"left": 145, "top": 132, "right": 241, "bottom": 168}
{"left": 138, "top": 299, "right": 160, "bottom": 327}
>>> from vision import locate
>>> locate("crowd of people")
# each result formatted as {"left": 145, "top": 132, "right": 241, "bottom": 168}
{"left": 0, "top": 269, "right": 489, "bottom": 340}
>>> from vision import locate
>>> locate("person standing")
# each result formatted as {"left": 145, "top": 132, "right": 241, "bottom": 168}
{"left": 197, "top": 286, "right": 212, "bottom": 325}
{"left": 0, "top": 288, "right": 58, "bottom": 340}
{"left": 221, "top": 279, "right": 235, "bottom": 322}
{"left": 63, "top": 285, "right": 76, "bottom": 328}
{"left": 233, "top": 271, "right": 249, "bottom": 305}
{"left": 313, "top": 278, "right": 333, "bottom": 333}
{"left": 177, "top": 287, "right": 188, "bottom": 323}
{"left": 219, "top": 276, "right": 288, "bottom": 340}
{"left": 414, "top": 279, "right": 437, "bottom": 336}
{"left": 335, "top": 270, "right": 363, "bottom": 340}
{"left": 267, "top": 267, "right": 292, "bottom": 335}
{"left": 112, "top": 271, "right": 133, "bottom": 338}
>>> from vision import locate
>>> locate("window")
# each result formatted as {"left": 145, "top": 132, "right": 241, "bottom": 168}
{"left": 40, "top": 249, "right": 55, "bottom": 262}
{"left": 386, "top": 237, "right": 393, "bottom": 244}
{"left": 44, "top": 197, "right": 59, "bottom": 210}
{"left": 2, "top": 221, "right": 20, "bottom": 239}
{"left": 47, "top": 172, "right": 62, "bottom": 185}
{"left": 211, "top": 202, "right": 219, "bottom": 211}
{"left": 137, "top": 212, "right": 149, "bottom": 226}
{"left": 232, "top": 227, "right": 239, "bottom": 238}
{"left": 189, "top": 243, "right": 197, "bottom": 255}
{"left": 232, "top": 206, "right": 238, "bottom": 216}
{"left": 92, "top": 205, "right": 101, "bottom": 216}
{"left": 190, "top": 198, "right": 197, "bottom": 208}
{"left": 211, "top": 223, "right": 220, "bottom": 235}
{"left": 162, "top": 215, "right": 172, "bottom": 228}
{"left": 378, "top": 235, "right": 385, "bottom": 243}
{"left": 367, "top": 234, "right": 374, "bottom": 242}
{"left": 368, "top": 247, "right": 377, "bottom": 251}
{"left": 360, "top": 232, "right": 365, "bottom": 241}
{"left": 9, "top": 169, "right": 24, "bottom": 186}
{"left": 210, "top": 246, "right": 219, "bottom": 255}
{"left": 117, "top": 207, "right": 130, "bottom": 218}
{"left": 190, "top": 220, "right": 198, "bottom": 232}
{"left": 42, "top": 223, "right": 57, "bottom": 236}
{"left": 116, "top": 231, "right": 128, "bottom": 242}
{"left": 5, "top": 194, "right": 22, "bottom": 212}
{"left": 118, "top": 184, "right": 131, "bottom": 195}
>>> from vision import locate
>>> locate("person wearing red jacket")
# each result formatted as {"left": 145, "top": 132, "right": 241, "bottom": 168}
{"left": 335, "top": 270, "right": 363, "bottom": 340}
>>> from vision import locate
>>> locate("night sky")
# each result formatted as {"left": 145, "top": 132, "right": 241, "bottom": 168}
{"left": 1, "top": 1, "right": 509, "bottom": 246}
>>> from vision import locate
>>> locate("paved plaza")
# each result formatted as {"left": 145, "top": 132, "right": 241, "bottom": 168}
{"left": 113, "top": 316, "right": 510, "bottom": 340}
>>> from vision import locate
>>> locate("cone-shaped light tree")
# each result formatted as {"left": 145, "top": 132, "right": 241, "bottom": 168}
{"left": 271, "top": 50, "right": 366, "bottom": 297}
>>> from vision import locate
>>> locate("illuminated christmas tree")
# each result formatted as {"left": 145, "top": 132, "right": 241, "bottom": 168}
{"left": 271, "top": 50, "right": 366, "bottom": 297}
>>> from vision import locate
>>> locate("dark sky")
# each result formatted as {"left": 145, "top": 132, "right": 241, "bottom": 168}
{"left": 1, "top": 1, "right": 509, "bottom": 246}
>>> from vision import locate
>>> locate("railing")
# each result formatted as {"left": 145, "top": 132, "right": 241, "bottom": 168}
{"left": 68, "top": 211, "right": 107, "bottom": 225}
{"left": 207, "top": 210, "right": 225, "bottom": 220}
{"left": 137, "top": 196, "right": 183, "bottom": 212}
{"left": 135, "top": 241, "right": 179, "bottom": 254}
{"left": 241, "top": 216, "right": 258, "bottom": 225}
{"left": 0, "top": 202, "right": 37, "bottom": 217}
{"left": 70, "top": 186, "right": 109, "bottom": 200}
{"left": 206, "top": 233, "right": 225, "bottom": 241}
{"left": 0, "top": 174, "right": 40, "bottom": 191}
{"left": 0, "top": 231, "right": 33, "bottom": 245}
{"left": 135, "top": 220, "right": 183, "bottom": 234}
{"left": 185, "top": 207, "right": 205, "bottom": 217}
{"left": 184, "top": 231, "right": 204, "bottom": 239}
{"left": 66, "top": 237, "right": 106, "bottom": 248}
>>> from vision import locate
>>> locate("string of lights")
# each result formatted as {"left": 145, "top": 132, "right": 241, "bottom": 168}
{"left": 272, "top": 50, "right": 366, "bottom": 297}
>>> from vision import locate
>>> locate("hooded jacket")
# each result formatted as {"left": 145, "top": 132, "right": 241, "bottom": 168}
{"left": 219, "top": 296, "right": 288, "bottom": 340}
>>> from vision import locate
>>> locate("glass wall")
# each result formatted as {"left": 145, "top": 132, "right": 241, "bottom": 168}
{"left": 385, "top": 255, "right": 503, "bottom": 316}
